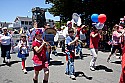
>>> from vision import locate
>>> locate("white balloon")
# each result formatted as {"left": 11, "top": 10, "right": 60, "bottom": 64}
{"left": 72, "top": 13, "right": 79, "bottom": 24}
{"left": 77, "top": 17, "right": 82, "bottom": 26}
{"left": 95, "top": 22, "right": 104, "bottom": 29}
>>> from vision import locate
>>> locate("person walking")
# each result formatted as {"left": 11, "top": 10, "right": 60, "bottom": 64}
{"left": 65, "top": 28, "right": 76, "bottom": 80}
{"left": 107, "top": 24, "right": 125, "bottom": 62}
{"left": 17, "top": 34, "right": 30, "bottom": 74}
{"left": 0, "top": 27, "right": 12, "bottom": 66}
{"left": 32, "top": 29, "right": 49, "bottom": 83}
{"left": 89, "top": 26, "right": 101, "bottom": 71}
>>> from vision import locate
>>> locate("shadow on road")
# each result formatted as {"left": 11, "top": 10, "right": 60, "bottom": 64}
{"left": 95, "top": 65, "right": 113, "bottom": 72}
{"left": 56, "top": 52, "right": 65, "bottom": 56}
{"left": 49, "top": 60, "right": 64, "bottom": 66}
{"left": 0, "top": 60, "right": 21, "bottom": 67}
{"left": 0, "top": 63, "right": 6, "bottom": 67}
{"left": 26, "top": 66, "right": 34, "bottom": 71}
{"left": 75, "top": 53, "right": 91, "bottom": 60}
{"left": 111, "top": 60, "right": 121, "bottom": 64}
{"left": 75, "top": 71, "right": 93, "bottom": 80}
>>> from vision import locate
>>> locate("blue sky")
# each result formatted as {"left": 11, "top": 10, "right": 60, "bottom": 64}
{"left": 0, "top": 0, "right": 60, "bottom": 22}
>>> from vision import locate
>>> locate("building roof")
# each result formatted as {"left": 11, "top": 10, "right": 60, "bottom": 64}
{"left": 14, "top": 16, "right": 32, "bottom": 22}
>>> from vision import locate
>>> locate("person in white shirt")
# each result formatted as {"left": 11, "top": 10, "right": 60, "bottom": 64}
{"left": 17, "top": 34, "right": 30, "bottom": 74}
{"left": 0, "top": 27, "right": 11, "bottom": 66}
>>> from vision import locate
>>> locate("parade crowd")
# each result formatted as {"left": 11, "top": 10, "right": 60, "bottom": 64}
{"left": 0, "top": 18, "right": 125, "bottom": 83}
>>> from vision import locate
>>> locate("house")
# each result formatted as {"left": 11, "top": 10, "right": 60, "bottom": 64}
{"left": 11, "top": 16, "right": 32, "bottom": 30}
{"left": 0, "top": 22, "right": 12, "bottom": 28}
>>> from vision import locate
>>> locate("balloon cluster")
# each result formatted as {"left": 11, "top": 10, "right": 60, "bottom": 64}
{"left": 91, "top": 14, "right": 107, "bottom": 29}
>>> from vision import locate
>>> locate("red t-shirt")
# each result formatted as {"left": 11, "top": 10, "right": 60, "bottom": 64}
{"left": 89, "top": 31, "right": 101, "bottom": 49}
{"left": 119, "top": 46, "right": 125, "bottom": 83}
{"left": 32, "top": 41, "right": 47, "bottom": 65}
{"left": 75, "top": 27, "right": 87, "bottom": 38}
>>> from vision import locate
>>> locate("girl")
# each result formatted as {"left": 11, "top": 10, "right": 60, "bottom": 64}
{"left": 17, "top": 34, "right": 29, "bottom": 74}
{"left": 107, "top": 25, "right": 124, "bottom": 62}
{"left": 32, "top": 29, "right": 49, "bottom": 83}
{"left": 89, "top": 26, "right": 101, "bottom": 71}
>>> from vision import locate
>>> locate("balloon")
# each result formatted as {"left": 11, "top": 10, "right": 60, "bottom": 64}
{"left": 72, "top": 13, "right": 79, "bottom": 24}
{"left": 98, "top": 14, "right": 107, "bottom": 23}
{"left": 95, "top": 22, "right": 104, "bottom": 29}
{"left": 91, "top": 14, "right": 99, "bottom": 22}
{"left": 77, "top": 17, "right": 82, "bottom": 26}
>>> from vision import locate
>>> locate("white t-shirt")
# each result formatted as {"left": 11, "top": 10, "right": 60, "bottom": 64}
{"left": 1, "top": 33, "right": 11, "bottom": 45}
{"left": 17, "top": 40, "right": 29, "bottom": 54}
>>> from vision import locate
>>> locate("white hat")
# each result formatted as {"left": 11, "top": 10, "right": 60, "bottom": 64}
{"left": 2, "top": 27, "right": 7, "bottom": 30}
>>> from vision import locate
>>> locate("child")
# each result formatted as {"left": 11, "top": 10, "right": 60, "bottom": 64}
{"left": 17, "top": 34, "right": 30, "bottom": 74}
{"left": 89, "top": 26, "right": 101, "bottom": 71}
{"left": 65, "top": 28, "right": 76, "bottom": 80}
{"left": 32, "top": 29, "right": 49, "bottom": 83}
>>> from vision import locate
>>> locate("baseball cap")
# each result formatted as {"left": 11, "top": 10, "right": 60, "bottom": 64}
{"left": 35, "top": 29, "right": 43, "bottom": 35}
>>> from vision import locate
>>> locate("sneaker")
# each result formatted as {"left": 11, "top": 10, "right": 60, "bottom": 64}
{"left": 90, "top": 67, "right": 95, "bottom": 71}
{"left": 3, "top": 60, "right": 6, "bottom": 63}
{"left": 70, "top": 75, "right": 76, "bottom": 80}
{"left": 65, "top": 72, "right": 69, "bottom": 75}
{"left": 23, "top": 69, "right": 27, "bottom": 74}
{"left": 6, "top": 61, "right": 11, "bottom": 66}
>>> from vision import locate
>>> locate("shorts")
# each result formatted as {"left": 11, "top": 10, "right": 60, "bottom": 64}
{"left": 34, "top": 64, "right": 46, "bottom": 71}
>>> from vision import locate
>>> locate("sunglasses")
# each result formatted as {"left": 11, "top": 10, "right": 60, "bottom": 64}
{"left": 21, "top": 36, "right": 26, "bottom": 38}
{"left": 69, "top": 31, "right": 74, "bottom": 33}
{"left": 3, "top": 29, "right": 7, "bottom": 31}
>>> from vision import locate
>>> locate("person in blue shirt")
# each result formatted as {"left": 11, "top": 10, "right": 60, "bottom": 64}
{"left": 65, "top": 28, "right": 76, "bottom": 80}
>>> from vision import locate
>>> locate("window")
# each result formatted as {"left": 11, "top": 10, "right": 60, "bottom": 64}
{"left": 29, "top": 21, "right": 32, "bottom": 25}
{"left": 25, "top": 21, "right": 28, "bottom": 25}
{"left": 21, "top": 21, "right": 24, "bottom": 25}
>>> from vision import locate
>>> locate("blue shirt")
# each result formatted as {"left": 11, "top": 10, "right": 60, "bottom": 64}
{"left": 65, "top": 36, "right": 75, "bottom": 51}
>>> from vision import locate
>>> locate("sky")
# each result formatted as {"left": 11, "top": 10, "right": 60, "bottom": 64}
{"left": 0, "top": 0, "right": 60, "bottom": 23}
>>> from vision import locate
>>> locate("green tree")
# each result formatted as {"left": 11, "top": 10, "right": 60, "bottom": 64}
{"left": 48, "top": 0, "right": 125, "bottom": 26}
{"left": 48, "top": 0, "right": 85, "bottom": 22}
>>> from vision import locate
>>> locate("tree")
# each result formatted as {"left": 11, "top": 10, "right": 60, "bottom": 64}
{"left": 48, "top": 0, "right": 125, "bottom": 26}
{"left": 48, "top": 0, "right": 85, "bottom": 21}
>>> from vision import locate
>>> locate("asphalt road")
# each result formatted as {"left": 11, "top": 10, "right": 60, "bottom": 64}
{"left": 0, "top": 47, "right": 122, "bottom": 83}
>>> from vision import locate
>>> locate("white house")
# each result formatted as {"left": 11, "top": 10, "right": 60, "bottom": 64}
{"left": 9, "top": 16, "right": 32, "bottom": 30}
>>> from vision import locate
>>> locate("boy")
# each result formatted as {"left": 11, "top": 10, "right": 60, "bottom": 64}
{"left": 65, "top": 28, "right": 76, "bottom": 80}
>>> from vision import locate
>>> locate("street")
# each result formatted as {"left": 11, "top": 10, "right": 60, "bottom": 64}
{"left": 0, "top": 47, "right": 121, "bottom": 83}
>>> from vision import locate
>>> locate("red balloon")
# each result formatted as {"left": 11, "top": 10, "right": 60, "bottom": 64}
{"left": 98, "top": 14, "right": 107, "bottom": 23}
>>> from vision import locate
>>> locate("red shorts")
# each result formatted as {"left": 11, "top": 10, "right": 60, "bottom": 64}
{"left": 34, "top": 65, "right": 46, "bottom": 71}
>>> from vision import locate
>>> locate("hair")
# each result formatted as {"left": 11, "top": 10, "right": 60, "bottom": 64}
{"left": 68, "top": 28, "right": 74, "bottom": 33}
{"left": 92, "top": 26, "right": 97, "bottom": 31}
{"left": 113, "top": 24, "right": 119, "bottom": 31}
{"left": 20, "top": 34, "right": 26, "bottom": 38}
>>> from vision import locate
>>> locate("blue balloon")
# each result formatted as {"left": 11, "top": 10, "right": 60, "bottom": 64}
{"left": 91, "top": 14, "right": 99, "bottom": 22}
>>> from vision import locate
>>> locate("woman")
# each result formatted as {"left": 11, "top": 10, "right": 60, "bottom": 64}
{"left": 107, "top": 24, "right": 124, "bottom": 62}
{"left": 0, "top": 27, "right": 12, "bottom": 66}
{"left": 32, "top": 29, "right": 49, "bottom": 83}
{"left": 89, "top": 26, "right": 101, "bottom": 71}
